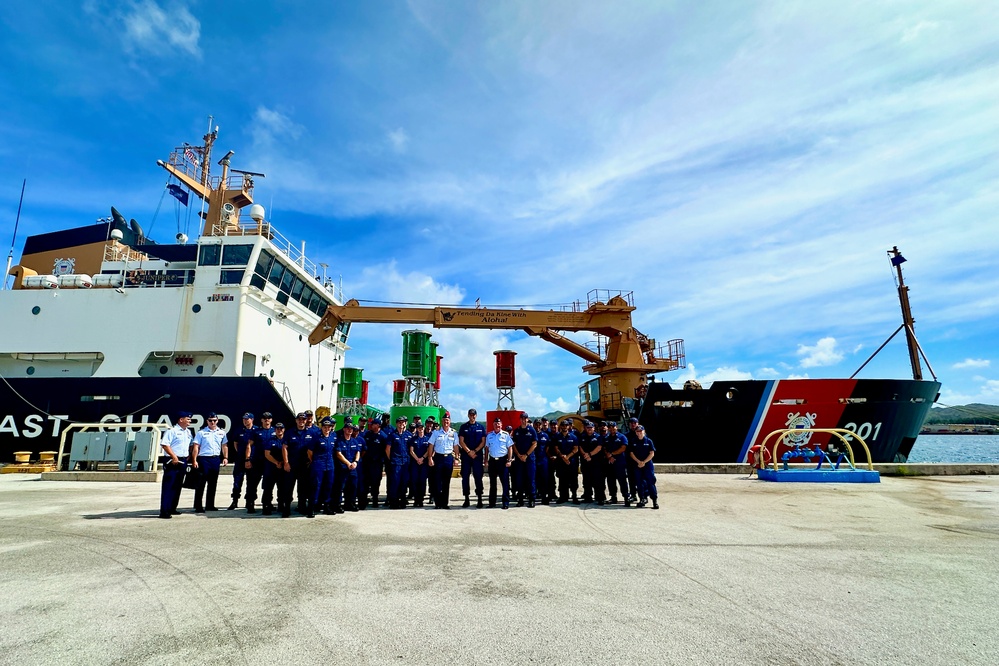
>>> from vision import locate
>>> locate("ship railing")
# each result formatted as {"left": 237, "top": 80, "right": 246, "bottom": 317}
{"left": 209, "top": 173, "right": 255, "bottom": 198}
{"left": 584, "top": 334, "right": 610, "bottom": 359}
{"left": 165, "top": 149, "right": 202, "bottom": 182}
{"left": 103, "top": 243, "right": 148, "bottom": 264}
{"left": 652, "top": 339, "right": 686, "bottom": 370}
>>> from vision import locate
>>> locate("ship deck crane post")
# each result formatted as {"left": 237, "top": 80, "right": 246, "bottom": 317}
{"left": 308, "top": 290, "right": 686, "bottom": 422}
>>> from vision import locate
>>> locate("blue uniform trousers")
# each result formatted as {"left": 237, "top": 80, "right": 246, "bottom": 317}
{"left": 606, "top": 457, "right": 630, "bottom": 500}
{"left": 534, "top": 457, "right": 550, "bottom": 501}
{"left": 637, "top": 463, "right": 658, "bottom": 500}
{"left": 363, "top": 456, "right": 385, "bottom": 507}
{"left": 194, "top": 456, "right": 221, "bottom": 510}
{"left": 310, "top": 463, "right": 334, "bottom": 512}
{"left": 627, "top": 462, "right": 639, "bottom": 503}
{"left": 261, "top": 463, "right": 282, "bottom": 509}
{"left": 432, "top": 454, "right": 454, "bottom": 508}
{"left": 512, "top": 455, "right": 536, "bottom": 501}
{"left": 232, "top": 460, "right": 263, "bottom": 503}
{"left": 580, "top": 457, "right": 606, "bottom": 502}
{"left": 460, "top": 451, "right": 484, "bottom": 497}
{"left": 386, "top": 461, "right": 409, "bottom": 508}
{"left": 159, "top": 456, "right": 186, "bottom": 516}
{"left": 556, "top": 458, "right": 579, "bottom": 500}
{"left": 487, "top": 457, "right": 511, "bottom": 507}
{"left": 408, "top": 459, "right": 429, "bottom": 506}
{"left": 332, "top": 466, "right": 360, "bottom": 511}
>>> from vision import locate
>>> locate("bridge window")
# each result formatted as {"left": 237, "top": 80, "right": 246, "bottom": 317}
{"left": 222, "top": 244, "right": 253, "bottom": 266}
{"left": 198, "top": 244, "right": 221, "bottom": 266}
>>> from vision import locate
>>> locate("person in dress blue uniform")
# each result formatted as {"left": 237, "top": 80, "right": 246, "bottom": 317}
{"left": 191, "top": 412, "right": 228, "bottom": 512}
{"left": 552, "top": 419, "right": 580, "bottom": 504}
{"left": 307, "top": 416, "right": 338, "bottom": 517}
{"left": 260, "top": 422, "right": 287, "bottom": 516}
{"left": 511, "top": 412, "right": 538, "bottom": 507}
{"left": 457, "top": 408, "right": 487, "bottom": 508}
{"left": 158, "top": 410, "right": 193, "bottom": 519}
{"left": 577, "top": 420, "right": 606, "bottom": 505}
{"left": 533, "top": 418, "right": 552, "bottom": 505}
{"left": 484, "top": 417, "right": 514, "bottom": 509}
{"left": 602, "top": 421, "right": 631, "bottom": 506}
{"left": 385, "top": 415, "right": 413, "bottom": 509}
{"left": 362, "top": 418, "right": 387, "bottom": 509}
{"left": 228, "top": 412, "right": 258, "bottom": 511}
{"left": 408, "top": 423, "right": 431, "bottom": 508}
{"left": 332, "top": 423, "right": 363, "bottom": 512}
{"left": 284, "top": 413, "right": 315, "bottom": 516}
{"left": 629, "top": 425, "right": 659, "bottom": 509}
{"left": 242, "top": 411, "right": 273, "bottom": 513}
{"left": 427, "top": 413, "right": 459, "bottom": 509}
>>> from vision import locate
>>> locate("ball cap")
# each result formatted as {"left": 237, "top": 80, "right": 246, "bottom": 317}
{"left": 520, "top": 412, "right": 529, "bottom": 419}
{"left": 296, "top": 412, "right": 307, "bottom": 419}
{"left": 583, "top": 420, "right": 594, "bottom": 427}
{"left": 628, "top": 417, "right": 640, "bottom": 423}
{"left": 493, "top": 417, "right": 503, "bottom": 423}
{"left": 305, "top": 410, "right": 314, "bottom": 416}
{"left": 177, "top": 410, "right": 193, "bottom": 419}
{"left": 343, "top": 416, "right": 354, "bottom": 425}
{"left": 261, "top": 412, "right": 273, "bottom": 418}
{"left": 319, "top": 416, "right": 335, "bottom": 426}
{"left": 636, "top": 425, "right": 646, "bottom": 432}
{"left": 396, "top": 415, "right": 408, "bottom": 422}
{"left": 242, "top": 412, "right": 254, "bottom": 420}
{"left": 274, "top": 422, "right": 285, "bottom": 429}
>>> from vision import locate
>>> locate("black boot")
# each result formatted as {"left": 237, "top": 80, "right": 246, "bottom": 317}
{"left": 246, "top": 501, "right": 256, "bottom": 514}
{"left": 462, "top": 496, "right": 471, "bottom": 508}
{"left": 652, "top": 499, "right": 659, "bottom": 510}
{"left": 476, "top": 495, "right": 483, "bottom": 508}
{"left": 262, "top": 505, "right": 273, "bottom": 516}
{"left": 227, "top": 499, "right": 239, "bottom": 510}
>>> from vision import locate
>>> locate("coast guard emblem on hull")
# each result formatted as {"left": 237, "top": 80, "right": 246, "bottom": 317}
{"left": 783, "top": 412, "right": 818, "bottom": 445}
{"left": 53, "top": 258, "right": 76, "bottom": 276}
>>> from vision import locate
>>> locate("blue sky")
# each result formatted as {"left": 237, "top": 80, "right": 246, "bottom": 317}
{"left": 2, "top": 1, "right": 997, "bottom": 416}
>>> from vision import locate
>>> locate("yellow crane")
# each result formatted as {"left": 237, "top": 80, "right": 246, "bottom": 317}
{"left": 308, "top": 290, "right": 685, "bottom": 420}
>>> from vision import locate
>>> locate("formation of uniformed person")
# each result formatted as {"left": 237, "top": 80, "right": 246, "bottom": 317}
{"left": 306, "top": 416, "right": 338, "bottom": 517}
{"left": 485, "top": 416, "right": 514, "bottom": 509}
{"left": 427, "top": 413, "right": 458, "bottom": 509}
{"left": 533, "top": 418, "right": 552, "bottom": 505}
{"left": 362, "top": 417, "right": 387, "bottom": 508}
{"left": 601, "top": 421, "right": 631, "bottom": 506}
{"left": 191, "top": 412, "right": 228, "bottom": 512}
{"left": 511, "top": 412, "right": 538, "bottom": 507}
{"left": 332, "top": 422, "right": 363, "bottom": 512}
{"left": 458, "top": 408, "right": 486, "bottom": 508}
{"left": 385, "top": 415, "right": 413, "bottom": 509}
{"left": 260, "top": 421, "right": 287, "bottom": 516}
{"left": 408, "top": 422, "right": 431, "bottom": 507}
{"left": 158, "top": 410, "right": 193, "bottom": 519}
{"left": 629, "top": 425, "right": 659, "bottom": 509}
{"left": 552, "top": 419, "right": 580, "bottom": 504}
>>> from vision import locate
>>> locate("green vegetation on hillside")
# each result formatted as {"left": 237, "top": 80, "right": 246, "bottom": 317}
{"left": 924, "top": 403, "right": 999, "bottom": 425}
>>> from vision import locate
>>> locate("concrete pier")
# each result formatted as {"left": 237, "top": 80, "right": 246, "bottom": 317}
{"left": 1, "top": 473, "right": 997, "bottom": 665}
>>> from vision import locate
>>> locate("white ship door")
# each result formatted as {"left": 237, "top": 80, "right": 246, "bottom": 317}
{"left": 241, "top": 352, "right": 257, "bottom": 377}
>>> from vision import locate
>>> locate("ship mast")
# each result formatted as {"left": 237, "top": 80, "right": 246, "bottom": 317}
{"left": 890, "top": 246, "right": 922, "bottom": 381}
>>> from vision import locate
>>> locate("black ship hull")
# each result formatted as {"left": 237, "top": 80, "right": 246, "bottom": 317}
{"left": 638, "top": 378, "right": 941, "bottom": 464}
{"left": 0, "top": 377, "right": 297, "bottom": 464}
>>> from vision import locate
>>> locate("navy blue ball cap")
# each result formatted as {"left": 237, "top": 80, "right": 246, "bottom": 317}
{"left": 520, "top": 412, "right": 529, "bottom": 419}
{"left": 274, "top": 422, "right": 285, "bottom": 429}
{"left": 343, "top": 416, "right": 354, "bottom": 424}
{"left": 242, "top": 412, "right": 254, "bottom": 420}
{"left": 319, "top": 416, "right": 335, "bottom": 426}
{"left": 628, "top": 417, "right": 639, "bottom": 423}
{"left": 396, "top": 415, "right": 408, "bottom": 422}
{"left": 206, "top": 412, "right": 218, "bottom": 419}
{"left": 636, "top": 425, "right": 646, "bottom": 432}
{"left": 261, "top": 411, "right": 273, "bottom": 419}
{"left": 305, "top": 409, "right": 314, "bottom": 416}
{"left": 583, "top": 420, "right": 594, "bottom": 427}
{"left": 296, "top": 412, "right": 307, "bottom": 419}
{"left": 177, "top": 410, "right": 193, "bottom": 419}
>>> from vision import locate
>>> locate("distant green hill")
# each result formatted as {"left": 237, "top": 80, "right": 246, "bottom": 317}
{"left": 924, "top": 403, "right": 999, "bottom": 425}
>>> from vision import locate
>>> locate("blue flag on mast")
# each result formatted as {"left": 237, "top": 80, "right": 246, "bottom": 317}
{"left": 167, "top": 184, "right": 189, "bottom": 206}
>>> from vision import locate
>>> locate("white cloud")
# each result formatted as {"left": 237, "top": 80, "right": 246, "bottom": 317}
{"left": 901, "top": 20, "right": 939, "bottom": 44}
{"left": 388, "top": 128, "right": 410, "bottom": 153}
{"left": 550, "top": 397, "right": 573, "bottom": 412}
{"left": 982, "top": 380, "right": 999, "bottom": 397}
{"left": 953, "top": 358, "right": 990, "bottom": 370}
{"left": 121, "top": 0, "right": 201, "bottom": 57}
{"left": 797, "top": 337, "right": 844, "bottom": 368}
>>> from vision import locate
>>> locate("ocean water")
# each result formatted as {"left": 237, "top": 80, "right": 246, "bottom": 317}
{"left": 907, "top": 434, "right": 999, "bottom": 463}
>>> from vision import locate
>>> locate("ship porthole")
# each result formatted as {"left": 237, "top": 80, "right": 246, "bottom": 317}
{"left": 299, "top": 334, "right": 303, "bottom": 342}
{"left": 192, "top": 304, "right": 202, "bottom": 313}
{"left": 26, "top": 366, "right": 35, "bottom": 375}
{"left": 320, "top": 384, "right": 325, "bottom": 392}
{"left": 160, "top": 366, "right": 169, "bottom": 375}
{"left": 269, "top": 369, "right": 275, "bottom": 378}
{"left": 726, "top": 388, "right": 738, "bottom": 401}
{"left": 267, "top": 318, "right": 272, "bottom": 326}
{"left": 196, "top": 365, "right": 204, "bottom": 375}
{"left": 31, "top": 306, "right": 41, "bottom": 315}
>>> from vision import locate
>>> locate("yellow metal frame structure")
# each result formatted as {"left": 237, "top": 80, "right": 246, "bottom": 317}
{"left": 760, "top": 428, "right": 874, "bottom": 472}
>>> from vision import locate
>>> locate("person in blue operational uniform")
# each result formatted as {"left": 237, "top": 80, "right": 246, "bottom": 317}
{"left": 552, "top": 419, "right": 580, "bottom": 504}
{"left": 533, "top": 418, "right": 552, "bottom": 505}
{"left": 427, "top": 413, "right": 458, "bottom": 509}
{"left": 307, "top": 416, "right": 337, "bottom": 517}
{"left": 625, "top": 417, "right": 641, "bottom": 502}
{"left": 284, "top": 412, "right": 316, "bottom": 516}
{"left": 408, "top": 422, "right": 431, "bottom": 507}
{"left": 385, "top": 415, "right": 413, "bottom": 509}
{"left": 158, "top": 410, "right": 193, "bottom": 518}
{"left": 602, "top": 421, "right": 631, "bottom": 506}
{"left": 244, "top": 411, "right": 274, "bottom": 513}
{"left": 362, "top": 417, "right": 387, "bottom": 509}
{"left": 629, "top": 425, "right": 659, "bottom": 509}
{"left": 457, "top": 408, "right": 487, "bottom": 508}
{"left": 227, "top": 412, "right": 258, "bottom": 511}
{"left": 485, "top": 416, "right": 514, "bottom": 509}
{"left": 260, "top": 421, "right": 287, "bottom": 515}
{"left": 332, "top": 423, "right": 363, "bottom": 513}
{"left": 546, "top": 419, "right": 559, "bottom": 502}
{"left": 191, "top": 412, "right": 228, "bottom": 512}
{"left": 577, "top": 420, "right": 606, "bottom": 505}
{"left": 511, "top": 412, "right": 538, "bottom": 508}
